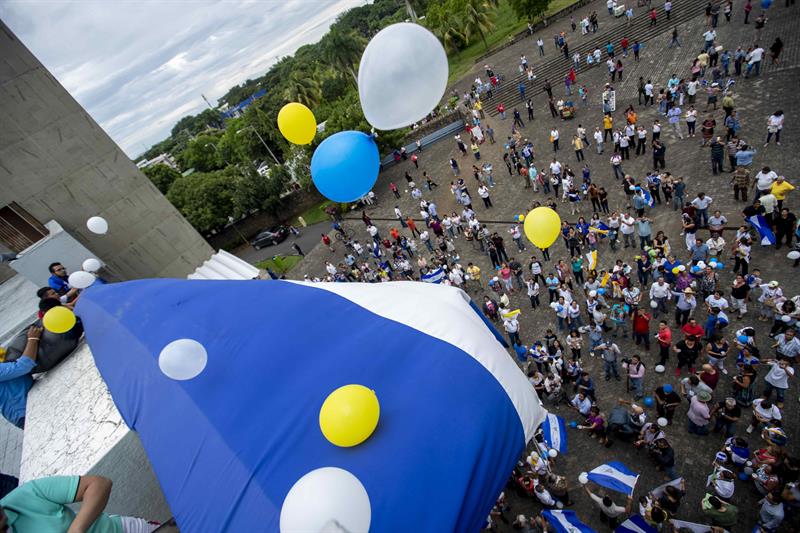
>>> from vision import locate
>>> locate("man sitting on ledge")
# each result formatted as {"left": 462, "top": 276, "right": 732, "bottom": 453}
{"left": 0, "top": 474, "right": 161, "bottom": 532}
{"left": 0, "top": 324, "right": 41, "bottom": 429}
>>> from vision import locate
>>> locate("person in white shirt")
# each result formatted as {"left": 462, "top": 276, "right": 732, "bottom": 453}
{"left": 537, "top": 38, "right": 545, "bottom": 56}
{"left": 761, "top": 358, "right": 794, "bottom": 405}
{"left": 594, "top": 127, "right": 604, "bottom": 154}
{"left": 765, "top": 111, "right": 784, "bottom": 146}
{"left": 746, "top": 46, "right": 764, "bottom": 77}
{"left": 754, "top": 166, "right": 778, "bottom": 200}
{"left": 620, "top": 213, "right": 635, "bottom": 248}
{"left": 550, "top": 128, "right": 560, "bottom": 151}
{"left": 549, "top": 159, "right": 563, "bottom": 177}
{"left": 747, "top": 398, "right": 782, "bottom": 433}
{"left": 705, "top": 290, "right": 729, "bottom": 312}
{"left": 584, "top": 485, "right": 631, "bottom": 528}
{"left": 644, "top": 81, "right": 654, "bottom": 105}
{"left": 534, "top": 482, "right": 557, "bottom": 507}
{"left": 649, "top": 277, "right": 671, "bottom": 317}
{"left": 691, "top": 193, "right": 713, "bottom": 228}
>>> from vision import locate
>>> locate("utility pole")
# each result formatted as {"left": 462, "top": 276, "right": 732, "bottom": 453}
{"left": 236, "top": 126, "right": 281, "bottom": 166}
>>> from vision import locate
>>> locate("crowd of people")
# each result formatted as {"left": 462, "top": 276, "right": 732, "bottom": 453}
{"left": 301, "top": 0, "right": 797, "bottom": 528}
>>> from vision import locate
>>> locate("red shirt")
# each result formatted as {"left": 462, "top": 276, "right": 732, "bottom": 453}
{"left": 650, "top": 9, "right": 657, "bottom": 19}
{"left": 497, "top": 104, "right": 505, "bottom": 113}
{"left": 390, "top": 228, "right": 400, "bottom": 240}
{"left": 321, "top": 235, "right": 331, "bottom": 246}
{"left": 700, "top": 370, "right": 719, "bottom": 390}
{"left": 681, "top": 323, "right": 704, "bottom": 339}
{"left": 633, "top": 313, "right": 652, "bottom": 334}
{"left": 657, "top": 327, "right": 672, "bottom": 346}
{"left": 621, "top": 38, "right": 629, "bottom": 49}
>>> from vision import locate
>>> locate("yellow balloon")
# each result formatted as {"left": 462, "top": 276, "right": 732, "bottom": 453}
{"left": 277, "top": 102, "right": 317, "bottom": 145}
{"left": 42, "top": 306, "right": 76, "bottom": 334}
{"left": 319, "top": 384, "right": 380, "bottom": 447}
{"left": 523, "top": 207, "right": 561, "bottom": 249}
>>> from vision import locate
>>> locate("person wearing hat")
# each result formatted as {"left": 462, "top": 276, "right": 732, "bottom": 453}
{"left": 687, "top": 389, "right": 713, "bottom": 435}
{"left": 758, "top": 281, "right": 783, "bottom": 322}
{"left": 671, "top": 287, "right": 697, "bottom": 326}
{"left": 711, "top": 397, "right": 742, "bottom": 437}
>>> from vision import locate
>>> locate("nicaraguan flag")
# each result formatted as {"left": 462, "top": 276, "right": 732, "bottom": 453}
{"left": 541, "top": 413, "right": 568, "bottom": 453}
{"left": 421, "top": 267, "right": 446, "bottom": 283}
{"left": 75, "top": 280, "right": 546, "bottom": 532}
{"left": 543, "top": 510, "right": 595, "bottom": 533}
{"left": 587, "top": 461, "right": 640, "bottom": 495}
{"left": 669, "top": 519, "right": 726, "bottom": 533}
{"left": 748, "top": 215, "right": 776, "bottom": 245}
{"left": 585, "top": 250, "right": 597, "bottom": 271}
{"left": 616, "top": 514, "right": 657, "bottom": 533}
{"left": 590, "top": 221, "right": 610, "bottom": 238}
{"left": 642, "top": 190, "right": 655, "bottom": 207}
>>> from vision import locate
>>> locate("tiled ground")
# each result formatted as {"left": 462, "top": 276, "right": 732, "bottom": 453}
{"left": 290, "top": 0, "right": 800, "bottom": 529}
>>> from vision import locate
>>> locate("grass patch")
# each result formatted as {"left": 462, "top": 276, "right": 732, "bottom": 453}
{"left": 447, "top": 0, "right": 582, "bottom": 83}
{"left": 296, "top": 200, "right": 335, "bottom": 226}
{"left": 255, "top": 255, "right": 302, "bottom": 275}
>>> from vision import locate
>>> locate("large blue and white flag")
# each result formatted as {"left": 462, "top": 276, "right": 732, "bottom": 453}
{"left": 541, "top": 413, "right": 568, "bottom": 454}
{"left": 543, "top": 510, "right": 595, "bottom": 533}
{"left": 748, "top": 214, "right": 776, "bottom": 246}
{"left": 587, "top": 462, "right": 640, "bottom": 495}
{"left": 616, "top": 514, "right": 657, "bottom": 533}
{"left": 642, "top": 190, "right": 655, "bottom": 207}
{"left": 76, "top": 280, "right": 546, "bottom": 532}
{"left": 421, "top": 267, "right": 446, "bottom": 283}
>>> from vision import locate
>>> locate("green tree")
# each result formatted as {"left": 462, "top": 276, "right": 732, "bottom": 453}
{"left": 177, "top": 134, "right": 226, "bottom": 172}
{"left": 462, "top": 0, "right": 496, "bottom": 50}
{"left": 508, "top": 0, "right": 551, "bottom": 21}
{"left": 425, "top": 2, "right": 466, "bottom": 53}
{"left": 167, "top": 170, "right": 237, "bottom": 233}
{"left": 320, "top": 28, "right": 367, "bottom": 85}
{"left": 284, "top": 69, "right": 323, "bottom": 108}
{"left": 231, "top": 165, "right": 290, "bottom": 218}
{"left": 142, "top": 164, "right": 182, "bottom": 194}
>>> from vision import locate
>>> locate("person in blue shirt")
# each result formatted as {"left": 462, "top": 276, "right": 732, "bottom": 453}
{"left": 47, "top": 262, "right": 71, "bottom": 296}
{"left": 734, "top": 144, "right": 756, "bottom": 167}
{"left": 0, "top": 324, "right": 42, "bottom": 429}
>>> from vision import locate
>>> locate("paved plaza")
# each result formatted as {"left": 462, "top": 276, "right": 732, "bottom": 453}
{"left": 290, "top": 0, "right": 800, "bottom": 529}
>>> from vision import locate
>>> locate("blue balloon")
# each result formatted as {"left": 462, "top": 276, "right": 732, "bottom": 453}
{"left": 738, "top": 335, "right": 749, "bottom": 343}
{"left": 643, "top": 396, "right": 654, "bottom": 407}
{"left": 738, "top": 472, "right": 750, "bottom": 481}
{"left": 311, "top": 131, "right": 380, "bottom": 202}
{"left": 691, "top": 266, "right": 700, "bottom": 273}
{"left": 716, "top": 262, "right": 724, "bottom": 269}
{"left": 597, "top": 288, "right": 606, "bottom": 295}
{"left": 569, "top": 421, "right": 578, "bottom": 428}
{"left": 761, "top": 0, "right": 772, "bottom": 8}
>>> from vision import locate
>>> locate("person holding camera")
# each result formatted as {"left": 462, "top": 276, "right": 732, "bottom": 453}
{"left": 623, "top": 354, "right": 646, "bottom": 399}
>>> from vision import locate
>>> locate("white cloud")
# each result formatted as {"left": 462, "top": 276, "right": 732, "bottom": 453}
{"left": 1, "top": 0, "right": 370, "bottom": 157}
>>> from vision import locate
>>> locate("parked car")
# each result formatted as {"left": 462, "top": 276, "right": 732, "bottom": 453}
{"left": 251, "top": 226, "right": 289, "bottom": 249}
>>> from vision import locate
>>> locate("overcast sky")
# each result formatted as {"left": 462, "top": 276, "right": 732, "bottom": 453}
{"left": 1, "top": 0, "right": 368, "bottom": 158}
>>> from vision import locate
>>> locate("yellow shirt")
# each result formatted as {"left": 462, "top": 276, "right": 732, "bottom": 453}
{"left": 467, "top": 265, "right": 481, "bottom": 281}
{"left": 771, "top": 180, "right": 795, "bottom": 200}
{"left": 475, "top": 101, "right": 482, "bottom": 111}
{"left": 573, "top": 138, "right": 584, "bottom": 150}
{"left": 603, "top": 116, "right": 613, "bottom": 129}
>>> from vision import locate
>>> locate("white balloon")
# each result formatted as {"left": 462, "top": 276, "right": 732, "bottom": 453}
{"left": 358, "top": 23, "right": 448, "bottom": 130}
{"left": 86, "top": 216, "right": 108, "bottom": 234}
{"left": 82, "top": 258, "right": 102, "bottom": 272}
{"left": 787, "top": 251, "right": 800, "bottom": 260}
{"left": 280, "top": 467, "right": 371, "bottom": 533}
{"left": 655, "top": 365, "right": 666, "bottom": 373}
{"left": 782, "top": 315, "right": 792, "bottom": 323}
{"left": 548, "top": 449, "right": 558, "bottom": 458}
{"left": 657, "top": 417, "right": 669, "bottom": 427}
{"left": 578, "top": 472, "right": 589, "bottom": 484}
{"left": 68, "top": 270, "right": 95, "bottom": 289}
{"left": 650, "top": 300, "right": 658, "bottom": 309}
{"left": 159, "top": 339, "right": 208, "bottom": 380}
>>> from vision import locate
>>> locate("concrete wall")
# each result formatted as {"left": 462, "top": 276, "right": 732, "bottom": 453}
{"left": 0, "top": 21, "right": 213, "bottom": 281}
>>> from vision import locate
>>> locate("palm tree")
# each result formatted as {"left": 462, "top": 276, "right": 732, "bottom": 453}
{"left": 462, "top": 0, "right": 496, "bottom": 50}
{"left": 425, "top": 3, "right": 466, "bottom": 54}
{"left": 320, "top": 28, "right": 366, "bottom": 86}
{"left": 284, "top": 70, "right": 322, "bottom": 108}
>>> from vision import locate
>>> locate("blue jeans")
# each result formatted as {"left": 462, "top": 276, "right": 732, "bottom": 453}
{"left": 603, "top": 360, "right": 620, "bottom": 379}
{"left": 695, "top": 208, "right": 709, "bottom": 227}
{"left": 762, "top": 382, "right": 786, "bottom": 403}
{"left": 630, "top": 377, "right": 643, "bottom": 398}
{"left": 713, "top": 416, "right": 737, "bottom": 437}
{"left": 557, "top": 316, "right": 566, "bottom": 330}
{"left": 688, "top": 419, "right": 709, "bottom": 435}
